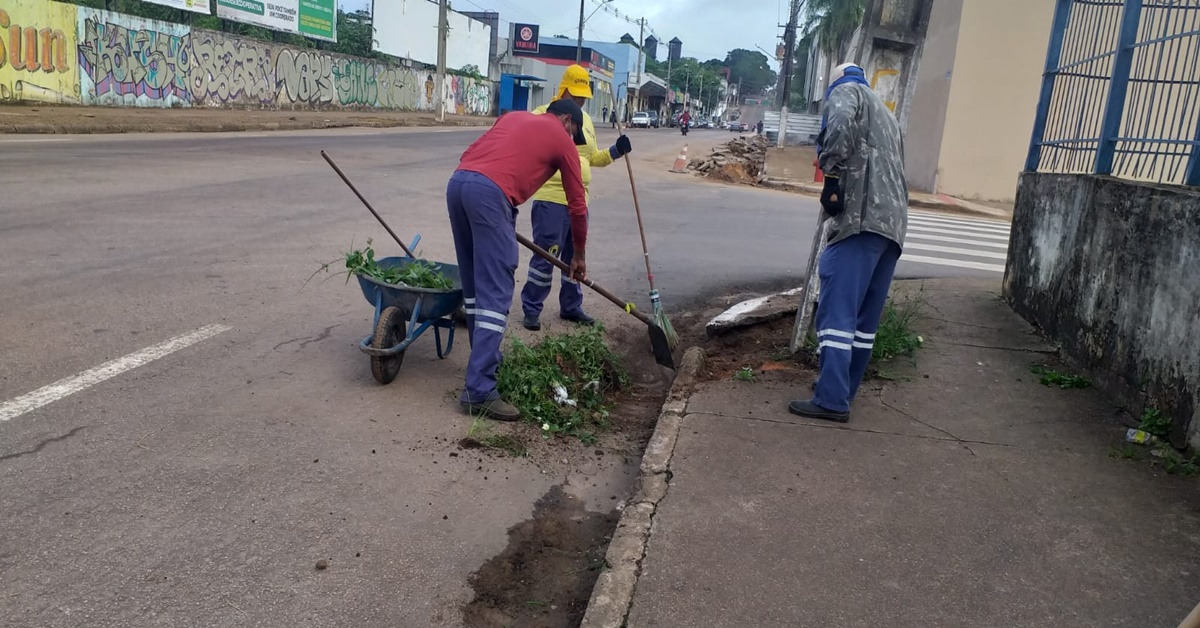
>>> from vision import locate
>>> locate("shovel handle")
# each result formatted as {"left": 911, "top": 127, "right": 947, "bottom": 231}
{"left": 516, "top": 233, "right": 654, "bottom": 327}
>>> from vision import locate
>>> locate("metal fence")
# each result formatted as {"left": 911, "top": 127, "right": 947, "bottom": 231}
{"left": 1026, "top": 0, "right": 1200, "bottom": 186}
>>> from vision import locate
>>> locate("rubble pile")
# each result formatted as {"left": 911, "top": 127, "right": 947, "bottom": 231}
{"left": 687, "top": 135, "right": 770, "bottom": 184}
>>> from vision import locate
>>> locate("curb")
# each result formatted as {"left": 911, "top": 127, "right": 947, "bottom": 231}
{"left": 580, "top": 346, "right": 706, "bottom": 628}
{"left": 761, "top": 178, "right": 1012, "bottom": 222}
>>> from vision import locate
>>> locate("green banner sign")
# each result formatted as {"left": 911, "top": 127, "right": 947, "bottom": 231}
{"left": 217, "top": 0, "right": 336, "bottom": 42}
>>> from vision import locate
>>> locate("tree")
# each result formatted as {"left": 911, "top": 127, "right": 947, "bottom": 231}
{"left": 723, "top": 49, "right": 777, "bottom": 96}
{"left": 807, "top": 0, "right": 867, "bottom": 61}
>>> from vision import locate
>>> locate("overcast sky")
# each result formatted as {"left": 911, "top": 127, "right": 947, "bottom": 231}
{"left": 340, "top": 0, "right": 785, "bottom": 71}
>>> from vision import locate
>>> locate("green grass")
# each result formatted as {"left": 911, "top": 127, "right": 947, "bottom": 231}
{"left": 496, "top": 325, "right": 629, "bottom": 441}
{"left": 872, "top": 293, "right": 925, "bottom": 363}
{"left": 733, "top": 367, "right": 756, "bottom": 382}
{"left": 462, "top": 418, "right": 528, "bottom": 457}
{"left": 1030, "top": 365, "right": 1092, "bottom": 389}
{"left": 1138, "top": 407, "right": 1172, "bottom": 439}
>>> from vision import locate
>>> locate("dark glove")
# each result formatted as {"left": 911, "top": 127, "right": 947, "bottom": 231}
{"left": 820, "top": 176, "right": 844, "bottom": 217}
{"left": 610, "top": 134, "right": 632, "bottom": 159}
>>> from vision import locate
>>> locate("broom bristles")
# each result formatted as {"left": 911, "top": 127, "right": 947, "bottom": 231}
{"left": 649, "top": 290, "right": 680, "bottom": 349}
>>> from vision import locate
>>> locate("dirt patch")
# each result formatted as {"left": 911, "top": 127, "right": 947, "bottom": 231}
{"left": 764, "top": 145, "right": 820, "bottom": 183}
{"left": 0, "top": 104, "right": 493, "bottom": 134}
{"left": 462, "top": 485, "right": 618, "bottom": 628}
{"left": 694, "top": 316, "right": 808, "bottom": 382}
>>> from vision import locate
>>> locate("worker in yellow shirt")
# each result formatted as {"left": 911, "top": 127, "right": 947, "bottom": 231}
{"left": 521, "top": 64, "right": 632, "bottom": 330}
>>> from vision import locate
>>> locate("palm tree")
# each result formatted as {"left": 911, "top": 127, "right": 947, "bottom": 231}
{"left": 806, "top": 0, "right": 867, "bottom": 62}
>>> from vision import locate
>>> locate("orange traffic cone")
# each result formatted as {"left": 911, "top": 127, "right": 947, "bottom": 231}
{"left": 670, "top": 144, "right": 689, "bottom": 173}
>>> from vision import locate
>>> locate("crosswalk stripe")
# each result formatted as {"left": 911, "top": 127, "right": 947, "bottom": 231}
{"left": 904, "top": 242, "right": 1009, "bottom": 260}
{"left": 908, "top": 217, "right": 1011, "bottom": 236}
{"left": 901, "top": 254, "right": 1007, "bottom": 273}
{"left": 910, "top": 210, "right": 1011, "bottom": 227}
{"left": 907, "top": 225, "right": 1011, "bottom": 242}
{"left": 906, "top": 233, "right": 1010, "bottom": 249}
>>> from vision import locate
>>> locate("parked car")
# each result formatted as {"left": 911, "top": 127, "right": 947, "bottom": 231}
{"left": 646, "top": 111, "right": 661, "bottom": 128}
{"left": 728, "top": 121, "right": 748, "bottom": 132}
{"left": 630, "top": 112, "right": 652, "bottom": 128}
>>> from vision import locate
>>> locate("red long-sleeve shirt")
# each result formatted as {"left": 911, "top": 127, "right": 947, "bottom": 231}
{"left": 457, "top": 112, "right": 589, "bottom": 250}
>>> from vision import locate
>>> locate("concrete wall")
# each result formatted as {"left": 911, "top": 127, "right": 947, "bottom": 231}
{"left": 1004, "top": 172, "right": 1200, "bottom": 448}
{"left": 0, "top": 0, "right": 81, "bottom": 104}
{"left": 372, "top": 0, "right": 490, "bottom": 74}
{"left": 936, "top": 0, "right": 1054, "bottom": 202}
{"left": 904, "top": 0, "right": 962, "bottom": 193}
{"left": 1, "top": 0, "right": 493, "bottom": 114}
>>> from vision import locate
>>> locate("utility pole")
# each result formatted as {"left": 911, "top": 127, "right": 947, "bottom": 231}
{"left": 632, "top": 17, "right": 645, "bottom": 118}
{"left": 778, "top": 0, "right": 801, "bottom": 109}
{"left": 699, "top": 74, "right": 704, "bottom": 114}
{"left": 576, "top": 0, "right": 585, "bottom": 63}
{"left": 435, "top": 0, "right": 448, "bottom": 122}
{"left": 666, "top": 51, "right": 674, "bottom": 112}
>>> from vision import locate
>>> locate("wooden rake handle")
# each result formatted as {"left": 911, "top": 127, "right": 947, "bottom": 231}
{"left": 516, "top": 233, "right": 654, "bottom": 328}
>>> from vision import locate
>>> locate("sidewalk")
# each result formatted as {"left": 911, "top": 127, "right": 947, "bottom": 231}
{"left": 599, "top": 278, "right": 1200, "bottom": 627}
{"left": 762, "top": 146, "right": 1013, "bottom": 221}
{"left": 0, "top": 105, "right": 494, "bottom": 134}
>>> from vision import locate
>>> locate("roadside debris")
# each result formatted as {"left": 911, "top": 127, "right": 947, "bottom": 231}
{"left": 688, "top": 135, "right": 771, "bottom": 184}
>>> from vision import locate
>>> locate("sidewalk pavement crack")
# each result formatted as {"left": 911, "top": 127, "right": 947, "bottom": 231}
{"left": 877, "top": 388, "right": 1012, "bottom": 484}
{"left": 939, "top": 341, "right": 1056, "bottom": 354}
{"left": 688, "top": 410, "right": 1016, "bottom": 449}
{"left": 0, "top": 426, "right": 88, "bottom": 462}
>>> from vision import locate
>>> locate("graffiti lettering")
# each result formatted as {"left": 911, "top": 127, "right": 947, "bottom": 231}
{"left": 78, "top": 15, "right": 191, "bottom": 105}
{"left": 332, "top": 59, "right": 378, "bottom": 106}
{"left": 275, "top": 48, "right": 334, "bottom": 106}
{"left": 0, "top": 10, "right": 70, "bottom": 74}
{"left": 188, "top": 31, "right": 273, "bottom": 105}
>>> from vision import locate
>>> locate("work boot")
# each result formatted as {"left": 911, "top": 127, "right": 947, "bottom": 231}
{"left": 461, "top": 398, "right": 521, "bottom": 422}
{"left": 522, "top": 315, "right": 541, "bottom": 331}
{"left": 787, "top": 399, "right": 850, "bottom": 423}
{"left": 560, "top": 311, "right": 596, "bottom": 326}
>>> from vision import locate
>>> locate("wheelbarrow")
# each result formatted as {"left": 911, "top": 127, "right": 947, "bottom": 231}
{"left": 356, "top": 246, "right": 464, "bottom": 385}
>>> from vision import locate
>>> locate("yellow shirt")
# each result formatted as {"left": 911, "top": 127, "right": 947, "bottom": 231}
{"left": 531, "top": 104, "right": 615, "bottom": 204}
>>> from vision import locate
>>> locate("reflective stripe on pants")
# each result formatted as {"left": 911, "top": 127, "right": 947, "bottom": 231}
{"left": 521, "top": 200, "right": 585, "bottom": 319}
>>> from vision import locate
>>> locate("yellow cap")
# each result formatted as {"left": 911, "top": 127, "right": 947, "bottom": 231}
{"left": 557, "top": 64, "right": 593, "bottom": 100}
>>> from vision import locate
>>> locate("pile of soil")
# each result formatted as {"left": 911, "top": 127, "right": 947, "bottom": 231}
{"left": 688, "top": 135, "right": 771, "bottom": 184}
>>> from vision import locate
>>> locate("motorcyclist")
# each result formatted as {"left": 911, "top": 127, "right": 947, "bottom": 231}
{"left": 680, "top": 109, "right": 691, "bottom": 135}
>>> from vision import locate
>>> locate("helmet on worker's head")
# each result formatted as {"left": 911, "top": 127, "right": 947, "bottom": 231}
{"left": 830, "top": 62, "right": 863, "bottom": 84}
{"left": 557, "top": 64, "right": 593, "bottom": 100}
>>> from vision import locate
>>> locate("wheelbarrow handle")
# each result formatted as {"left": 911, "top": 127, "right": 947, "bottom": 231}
{"left": 321, "top": 150, "right": 417, "bottom": 258}
{"left": 516, "top": 233, "right": 655, "bottom": 328}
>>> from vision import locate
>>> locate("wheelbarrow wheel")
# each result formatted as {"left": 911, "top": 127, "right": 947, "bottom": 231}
{"left": 370, "top": 306, "right": 406, "bottom": 385}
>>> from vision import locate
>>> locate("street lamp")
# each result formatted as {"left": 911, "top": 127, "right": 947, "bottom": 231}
{"left": 577, "top": 0, "right": 614, "bottom": 63}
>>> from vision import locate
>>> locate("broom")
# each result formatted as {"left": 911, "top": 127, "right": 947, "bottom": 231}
{"left": 610, "top": 95, "right": 679, "bottom": 349}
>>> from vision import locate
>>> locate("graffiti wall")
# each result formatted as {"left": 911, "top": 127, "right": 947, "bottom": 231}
{"left": 0, "top": 0, "right": 80, "bottom": 104}
{"left": 187, "top": 29, "right": 491, "bottom": 113}
{"left": 77, "top": 8, "right": 191, "bottom": 107}
{"left": 2, "top": 0, "right": 493, "bottom": 113}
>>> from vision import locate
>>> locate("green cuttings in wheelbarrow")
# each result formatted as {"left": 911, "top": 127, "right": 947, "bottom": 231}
{"left": 345, "top": 243, "right": 455, "bottom": 290}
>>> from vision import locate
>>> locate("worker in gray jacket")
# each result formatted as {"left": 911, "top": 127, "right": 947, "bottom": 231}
{"left": 789, "top": 62, "right": 909, "bottom": 423}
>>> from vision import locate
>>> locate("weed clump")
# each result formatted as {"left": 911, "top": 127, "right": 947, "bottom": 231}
{"left": 497, "top": 325, "right": 629, "bottom": 442}
{"left": 872, "top": 293, "right": 925, "bottom": 362}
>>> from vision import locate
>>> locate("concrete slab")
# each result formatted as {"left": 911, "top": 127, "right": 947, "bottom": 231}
{"left": 706, "top": 288, "right": 802, "bottom": 336}
{"left": 628, "top": 412, "right": 1200, "bottom": 628}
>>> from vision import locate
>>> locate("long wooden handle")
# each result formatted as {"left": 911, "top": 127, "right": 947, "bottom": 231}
{"left": 516, "top": 232, "right": 654, "bottom": 327}
{"left": 1178, "top": 600, "right": 1200, "bottom": 628}
{"left": 610, "top": 94, "right": 656, "bottom": 291}
{"left": 322, "top": 150, "right": 416, "bottom": 258}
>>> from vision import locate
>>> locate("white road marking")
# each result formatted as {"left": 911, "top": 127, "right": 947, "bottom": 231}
{"left": 904, "top": 242, "right": 1009, "bottom": 260}
{"left": 906, "top": 233, "right": 1010, "bottom": 249}
{"left": 0, "top": 324, "right": 231, "bottom": 423}
{"left": 0, "top": 138, "right": 71, "bottom": 143}
{"left": 907, "top": 217, "right": 1012, "bottom": 235}
{"left": 909, "top": 210, "right": 1010, "bottom": 227}
{"left": 906, "top": 225, "right": 1011, "bottom": 242}
{"left": 901, "top": 254, "right": 1007, "bottom": 273}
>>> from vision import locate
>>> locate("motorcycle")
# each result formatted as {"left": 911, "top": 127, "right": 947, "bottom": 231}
{"left": 681, "top": 119, "right": 689, "bottom": 136}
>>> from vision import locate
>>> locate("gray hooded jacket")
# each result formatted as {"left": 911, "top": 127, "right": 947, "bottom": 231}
{"left": 816, "top": 82, "right": 908, "bottom": 248}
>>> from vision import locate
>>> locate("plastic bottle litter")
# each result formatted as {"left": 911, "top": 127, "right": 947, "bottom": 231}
{"left": 1125, "top": 428, "right": 1158, "bottom": 445}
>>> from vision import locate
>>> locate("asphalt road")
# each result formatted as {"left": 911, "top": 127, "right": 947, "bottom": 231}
{"left": 0, "top": 126, "right": 1005, "bottom": 627}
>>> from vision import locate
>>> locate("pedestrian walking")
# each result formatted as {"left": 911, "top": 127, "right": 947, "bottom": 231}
{"left": 602, "top": 105, "right": 609, "bottom": 122}
{"left": 788, "top": 62, "right": 909, "bottom": 423}
{"left": 611, "top": 110, "right": 617, "bottom": 129}
{"left": 521, "top": 64, "right": 632, "bottom": 331}
{"left": 447, "top": 99, "right": 591, "bottom": 421}
{"left": 756, "top": 120, "right": 764, "bottom": 136}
